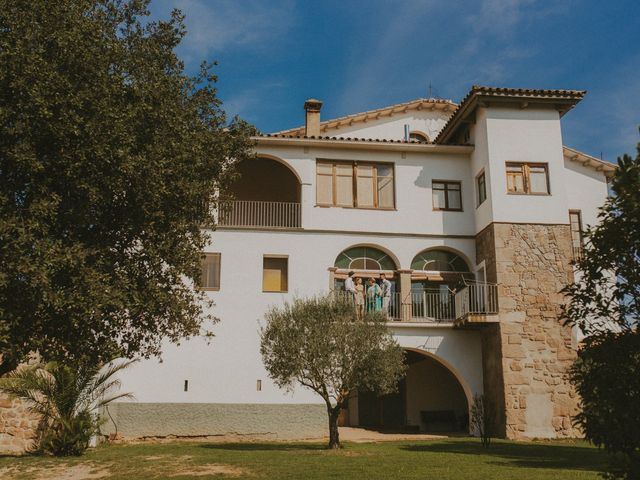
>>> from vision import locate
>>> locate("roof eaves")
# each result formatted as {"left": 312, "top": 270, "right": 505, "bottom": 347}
{"left": 435, "top": 86, "right": 586, "bottom": 144}
{"left": 563, "top": 146, "right": 616, "bottom": 178}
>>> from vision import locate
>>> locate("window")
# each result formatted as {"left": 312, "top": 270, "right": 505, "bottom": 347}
{"left": 409, "top": 131, "right": 428, "bottom": 142}
{"left": 263, "top": 256, "right": 288, "bottom": 292}
{"left": 200, "top": 253, "right": 221, "bottom": 290}
{"left": 334, "top": 246, "right": 397, "bottom": 271}
{"left": 316, "top": 160, "right": 395, "bottom": 209}
{"left": 569, "top": 210, "right": 584, "bottom": 260}
{"left": 477, "top": 171, "right": 487, "bottom": 206}
{"left": 506, "top": 163, "right": 549, "bottom": 194}
{"left": 432, "top": 180, "right": 462, "bottom": 211}
{"left": 411, "top": 249, "right": 470, "bottom": 272}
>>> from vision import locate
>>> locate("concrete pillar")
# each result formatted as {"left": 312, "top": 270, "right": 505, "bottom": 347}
{"left": 328, "top": 267, "right": 337, "bottom": 291}
{"left": 398, "top": 269, "right": 413, "bottom": 322}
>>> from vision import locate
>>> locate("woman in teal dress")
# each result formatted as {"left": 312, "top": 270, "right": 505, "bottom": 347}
{"left": 366, "top": 277, "right": 382, "bottom": 312}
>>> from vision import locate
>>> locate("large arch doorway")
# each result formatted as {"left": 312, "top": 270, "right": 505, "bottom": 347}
{"left": 220, "top": 156, "right": 301, "bottom": 228}
{"left": 349, "top": 349, "right": 470, "bottom": 433}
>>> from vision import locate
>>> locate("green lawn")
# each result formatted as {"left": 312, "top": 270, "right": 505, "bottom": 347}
{"left": 0, "top": 438, "right": 608, "bottom": 480}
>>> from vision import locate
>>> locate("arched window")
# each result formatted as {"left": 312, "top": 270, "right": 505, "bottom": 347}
{"left": 409, "top": 131, "right": 429, "bottom": 143}
{"left": 411, "top": 249, "right": 469, "bottom": 272}
{"left": 335, "top": 246, "right": 396, "bottom": 271}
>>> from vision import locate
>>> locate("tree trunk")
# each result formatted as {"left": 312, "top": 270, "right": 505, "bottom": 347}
{"left": 327, "top": 405, "right": 341, "bottom": 449}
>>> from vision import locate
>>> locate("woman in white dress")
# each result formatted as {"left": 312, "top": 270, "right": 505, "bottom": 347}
{"left": 354, "top": 277, "right": 365, "bottom": 319}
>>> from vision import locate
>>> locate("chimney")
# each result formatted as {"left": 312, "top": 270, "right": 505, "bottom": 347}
{"left": 304, "top": 98, "right": 323, "bottom": 137}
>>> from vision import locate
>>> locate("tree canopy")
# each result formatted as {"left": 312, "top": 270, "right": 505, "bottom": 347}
{"left": 260, "top": 295, "right": 406, "bottom": 449}
{"left": 0, "top": 0, "right": 255, "bottom": 373}
{"left": 564, "top": 140, "right": 640, "bottom": 479}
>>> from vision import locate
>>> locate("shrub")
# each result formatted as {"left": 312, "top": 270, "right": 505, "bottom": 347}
{"left": 470, "top": 393, "right": 495, "bottom": 448}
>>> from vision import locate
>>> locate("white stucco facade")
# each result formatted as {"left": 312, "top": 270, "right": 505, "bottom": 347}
{"left": 114, "top": 87, "right": 613, "bottom": 439}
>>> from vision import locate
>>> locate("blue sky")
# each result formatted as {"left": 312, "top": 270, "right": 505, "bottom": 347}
{"left": 150, "top": 0, "right": 640, "bottom": 161}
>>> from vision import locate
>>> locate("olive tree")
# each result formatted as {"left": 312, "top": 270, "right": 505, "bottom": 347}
{"left": 260, "top": 294, "right": 406, "bottom": 449}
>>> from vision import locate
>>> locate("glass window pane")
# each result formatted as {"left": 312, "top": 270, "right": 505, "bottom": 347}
{"left": 357, "top": 164, "right": 374, "bottom": 177}
{"left": 529, "top": 169, "right": 548, "bottom": 193}
{"left": 317, "top": 162, "right": 332, "bottom": 174}
{"left": 433, "top": 189, "right": 446, "bottom": 209}
{"left": 357, "top": 176, "right": 374, "bottom": 207}
{"left": 336, "top": 175, "right": 353, "bottom": 206}
{"left": 448, "top": 189, "right": 462, "bottom": 209}
{"left": 263, "top": 257, "right": 287, "bottom": 292}
{"left": 317, "top": 174, "right": 333, "bottom": 205}
{"left": 200, "top": 254, "right": 220, "bottom": 289}
{"left": 432, "top": 182, "right": 445, "bottom": 191}
{"left": 377, "top": 176, "right": 394, "bottom": 208}
{"left": 377, "top": 164, "right": 393, "bottom": 177}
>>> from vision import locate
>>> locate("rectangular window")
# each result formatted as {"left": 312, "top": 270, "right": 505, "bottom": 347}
{"left": 569, "top": 210, "right": 584, "bottom": 260}
{"left": 263, "top": 256, "right": 288, "bottom": 292}
{"left": 200, "top": 253, "right": 221, "bottom": 290}
{"left": 477, "top": 171, "right": 487, "bottom": 206}
{"left": 316, "top": 160, "right": 395, "bottom": 209}
{"left": 506, "top": 163, "right": 549, "bottom": 195}
{"left": 432, "top": 180, "right": 462, "bottom": 211}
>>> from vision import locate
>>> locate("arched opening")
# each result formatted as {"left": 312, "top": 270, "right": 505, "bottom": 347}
{"left": 220, "top": 156, "right": 302, "bottom": 228}
{"left": 347, "top": 349, "right": 470, "bottom": 433}
{"left": 409, "top": 131, "right": 429, "bottom": 143}
{"left": 410, "top": 248, "right": 474, "bottom": 321}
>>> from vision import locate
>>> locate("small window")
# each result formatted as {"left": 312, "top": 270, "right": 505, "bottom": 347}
{"left": 200, "top": 253, "right": 221, "bottom": 290}
{"left": 506, "top": 163, "right": 549, "bottom": 195}
{"left": 569, "top": 210, "right": 584, "bottom": 260}
{"left": 432, "top": 180, "right": 462, "bottom": 211}
{"left": 477, "top": 171, "right": 487, "bottom": 206}
{"left": 263, "top": 256, "right": 288, "bottom": 292}
{"left": 409, "top": 131, "right": 428, "bottom": 142}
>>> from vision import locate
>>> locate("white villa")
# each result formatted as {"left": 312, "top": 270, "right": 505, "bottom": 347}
{"left": 107, "top": 86, "right": 614, "bottom": 441}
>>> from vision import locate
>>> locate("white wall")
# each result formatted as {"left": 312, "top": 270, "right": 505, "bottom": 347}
{"left": 483, "top": 108, "right": 570, "bottom": 226}
{"left": 563, "top": 158, "right": 608, "bottom": 228}
{"left": 117, "top": 230, "right": 483, "bottom": 406}
{"left": 324, "top": 110, "right": 451, "bottom": 141}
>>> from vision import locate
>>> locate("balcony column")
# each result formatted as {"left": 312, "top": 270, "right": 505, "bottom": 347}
{"left": 397, "top": 269, "right": 413, "bottom": 322}
{"left": 328, "top": 267, "right": 337, "bottom": 290}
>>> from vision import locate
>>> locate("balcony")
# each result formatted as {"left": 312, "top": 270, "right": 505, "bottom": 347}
{"left": 218, "top": 200, "right": 302, "bottom": 229}
{"left": 335, "top": 282, "right": 498, "bottom": 324}
{"left": 389, "top": 283, "right": 498, "bottom": 323}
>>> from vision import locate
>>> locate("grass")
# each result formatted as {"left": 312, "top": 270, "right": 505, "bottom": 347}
{"left": 0, "top": 437, "right": 608, "bottom": 479}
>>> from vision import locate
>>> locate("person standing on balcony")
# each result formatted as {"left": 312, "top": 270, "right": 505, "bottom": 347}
{"left": 344, "top": 271, "right": 356, "bottom": 303}
{"left": 380, "top": 273, "right": 392, "bottom": 316}
{"left": 354, "top": 277, "right": 365, "bottom": 319}
{"left": 366, "top": 277, "right": 382, "bottom": 312}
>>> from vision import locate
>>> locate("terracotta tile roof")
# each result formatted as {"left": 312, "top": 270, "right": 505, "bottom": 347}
{"left": 274, "top": 98, "right": 457, "bottom": 136}
{"left": 259, "top": 133, "right": 431, "bottom": 144}
{"left": 435, "top": 86, "right": 586, "bottom": 144}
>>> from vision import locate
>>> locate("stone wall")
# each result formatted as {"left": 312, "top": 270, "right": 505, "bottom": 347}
{"left": 476, "top": 222, "right": 581, "bottom": 439}
{"left": 102, "top": 403, "right": 328, "bottom": 440}
{"left": 0, "top": 394, "right": 38, "bottom": 454}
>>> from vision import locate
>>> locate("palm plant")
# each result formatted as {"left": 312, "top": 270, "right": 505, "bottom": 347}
{"left": 0, "top": 359, "right": 135, "bottom": 456}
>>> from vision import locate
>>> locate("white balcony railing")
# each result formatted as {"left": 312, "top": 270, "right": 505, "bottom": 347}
{"left": 331, "top": 283, "right": 498, "bottom": 323}
{"left": 218, "top": 200, "right": 301, "bottom": 229}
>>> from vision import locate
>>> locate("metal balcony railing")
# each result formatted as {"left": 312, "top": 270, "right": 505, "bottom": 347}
{"left": 218, "top": 200, "right": 301, "bottom": 229}
{"left": 453, "top": 282, "right": 499, "bottom": 319}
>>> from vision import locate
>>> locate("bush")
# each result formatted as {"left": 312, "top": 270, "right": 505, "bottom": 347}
{"left": 570, "top": 332, "right": 640, "bottom": 479}
{"left": 0, "top": 360, "right": 134, "bottom": 456}
{"left": 470, "top": 393, "right": 495, "bottom": 448}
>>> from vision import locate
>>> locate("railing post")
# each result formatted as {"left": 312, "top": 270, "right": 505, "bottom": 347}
{"left": 397, "top": 269, "right": 412, "bottom": 322}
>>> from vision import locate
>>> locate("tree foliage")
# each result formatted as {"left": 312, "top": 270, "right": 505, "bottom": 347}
{"left": 564, "top": 141, "right": 640, "bottom": 479}
{"left": 0, "top": 359, "right": 135, "bottom": 456}
{"left": 260, "top": 295, "right": 406, "bottom": 449}
{"left": 563, "top": 143, "right": 640, "bottom": 336}
{"left": 0, "top": 0, "right": 255, "bottom": 373}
